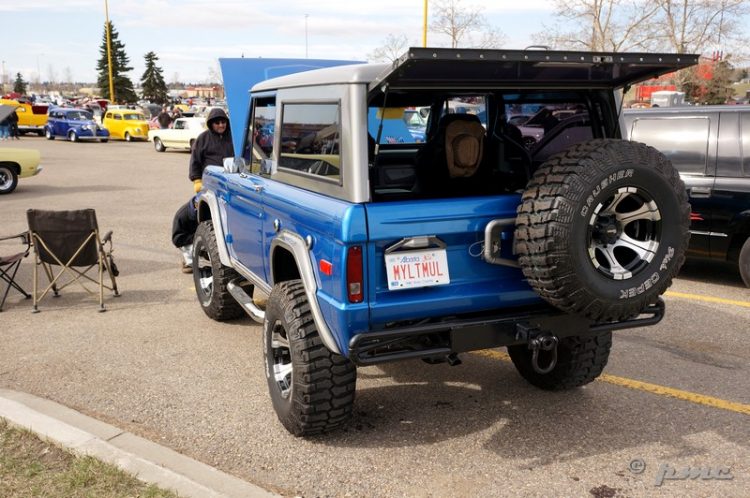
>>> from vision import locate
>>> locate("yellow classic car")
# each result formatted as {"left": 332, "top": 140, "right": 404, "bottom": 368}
{"left": 102, "top": 109, "right": 150, "bottom": 141}
{"left": 0, "top": 148, "right": 43, "bottom": 194}
{"left": 0, "top": 99, "right": 49, "bottom": 136}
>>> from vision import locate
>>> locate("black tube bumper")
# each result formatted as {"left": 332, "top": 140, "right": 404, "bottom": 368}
{"left": 348, "top": 299, "right": 665, "bottom": 366}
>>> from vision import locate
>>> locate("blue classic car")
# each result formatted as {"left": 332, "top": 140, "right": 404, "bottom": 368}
{"left": 44, "top": 107, "right": 110, "bottom": 142}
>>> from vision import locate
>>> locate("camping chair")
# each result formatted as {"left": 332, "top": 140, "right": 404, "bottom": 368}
{"left": 27, "top": 209, "right": 120, "bottom": 313}
{"left": 0, "top": 231, "right": 31, "bottom": 311}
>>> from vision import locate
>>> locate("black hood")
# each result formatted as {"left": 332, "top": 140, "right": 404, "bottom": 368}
{"left": 206, "top": 108, "right": 230, "bottom": 134}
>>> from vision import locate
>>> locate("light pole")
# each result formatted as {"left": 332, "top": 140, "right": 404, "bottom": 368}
{"left": 304, "top": 14, "right": 309, "bottom": 59}
{"left": 104, "top": 0, "right": 115, "bottom": 103}
{"left": 423, "top": 0, "right": 428, "bottom": 47}
{"left": 2, "top": 60, "right": 6, "bottom": 95}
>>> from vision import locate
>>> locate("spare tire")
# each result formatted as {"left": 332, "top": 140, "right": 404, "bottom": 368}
{"left": 515, "top": 139, "right": 690, "bottom": 322}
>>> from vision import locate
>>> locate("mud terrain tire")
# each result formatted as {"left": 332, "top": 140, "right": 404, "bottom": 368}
{"left": 193, "top": 220, "right": 245, "bottom": 320}
{"left": 515, "top": 139, "right": 689, "bottom": 322}
{"left": 264, "top": 280, "right": 356, "bottom": 436}
{"left": 508, "top": 331, "right": 612, "bottom": 390}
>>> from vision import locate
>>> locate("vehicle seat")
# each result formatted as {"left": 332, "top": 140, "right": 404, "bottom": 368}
{"left": 413, "top": 114, "right": 493, "bottom": 198}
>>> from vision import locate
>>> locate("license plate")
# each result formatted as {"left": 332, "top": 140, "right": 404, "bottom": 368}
{"left": 385, "top": 249, "right": 450, "bottom": 290}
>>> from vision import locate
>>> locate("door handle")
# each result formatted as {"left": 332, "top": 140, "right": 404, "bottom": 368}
{"left": 252, "top": 184, "right": 263, "bottom": 193}
{"left": 689, "top": 187, "right": 711, "bottom": 198}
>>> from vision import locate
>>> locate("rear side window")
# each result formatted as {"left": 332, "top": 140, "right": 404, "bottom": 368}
{"left": 278, "top": 103, "right": 341, "bottom": 179}
{"left": 630, "top": 117, "right": 709, "bottom": 175}
{"left": 741, "top": 113, "right": 750, "bottom": 177}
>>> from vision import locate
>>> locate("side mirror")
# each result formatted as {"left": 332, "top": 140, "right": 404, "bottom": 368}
{"left": 223, "top": 157, "right": 245, "bottom": 174}
{"left": 260, "top": 158, "right": 276, "bottom": 176}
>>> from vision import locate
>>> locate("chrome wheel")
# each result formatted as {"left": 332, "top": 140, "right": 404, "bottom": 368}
{"left": 587, "top": 186, "right": 661, "bottom": 280}
{"left": 269, "top": 320, "right": 293, "bottom": 399}
{"left": 194, "top": 244, "right": 213, "bottom": 302}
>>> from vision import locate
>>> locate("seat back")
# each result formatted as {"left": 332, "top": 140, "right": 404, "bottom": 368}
{"left": 27, "top": 209, "right": 99, "bottom": 267}
{"left": 414, "top": 113, "right": 492, "bottom": 198}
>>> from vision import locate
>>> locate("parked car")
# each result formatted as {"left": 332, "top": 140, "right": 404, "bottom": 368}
{"left": 0, "top": 99, "right": 48, "bottom": 136}
{"left": 195, "top": 47, "right": 695, "bottom": 435}
{"left": 79, "top": 102, "right": 104, "bottom": 123}
{"left": 102, "top": 109, "right": 149, "bottom": 141}
{"left": 140, "top": 103, "right": 162, "bottom": 119}
{"left": 624, "top": 105, "right": 750, "bottom": 286}
{"left": 148, "top": 117, "right": 206, "bottom": 152}
{"left": 44, "top": 108, "right": 110, "bottom": 142}
{"left": 0, "top": 148, "right": 43, "bottom": 194}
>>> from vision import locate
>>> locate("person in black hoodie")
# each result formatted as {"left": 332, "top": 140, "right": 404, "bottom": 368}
{"left": 173, "top": 108, "right": 234, "bottom": 273}
{"left": 188, "top": 108, "right": 233, "bottom": 194}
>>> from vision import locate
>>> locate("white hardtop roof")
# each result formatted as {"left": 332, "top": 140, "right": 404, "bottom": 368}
{"left": 251, "top": 62, "right": 390, "bottom": 93}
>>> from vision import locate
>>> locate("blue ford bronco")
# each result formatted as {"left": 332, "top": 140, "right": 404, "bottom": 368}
{"left": 193, "top": 48, "right": 697, "bottom": 436}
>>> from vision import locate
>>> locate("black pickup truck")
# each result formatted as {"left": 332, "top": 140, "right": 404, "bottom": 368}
{"left": 624, "top": 106, "right": 750, "bottom": 286}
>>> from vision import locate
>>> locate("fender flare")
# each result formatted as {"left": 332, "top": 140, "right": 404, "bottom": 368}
{"left": 271, "top": 231, "right": 342, "bottom": 355}
{"left": 196, "top": 190, "right": 233, "bottom": 267}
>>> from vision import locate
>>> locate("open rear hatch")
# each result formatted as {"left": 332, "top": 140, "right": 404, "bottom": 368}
{"left": 369, "top": 47, "right": 699, "bottom": 92}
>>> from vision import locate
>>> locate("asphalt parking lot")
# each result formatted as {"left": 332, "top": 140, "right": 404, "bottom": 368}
{"left": 1, "top": 136, "right": 749, "bottom": 497}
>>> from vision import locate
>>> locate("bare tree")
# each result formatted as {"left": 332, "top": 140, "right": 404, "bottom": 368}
{"left": 367, "top": 34, "right": 410, "bottom": 62}
{"left": 429, "top": 0, "right": 507, "bottom": 49}
{"left": 170, "top": 72, "right": 181, "bottom": 89}
{"left": 206, "top": 60, "right": 223, "bottom": 86}
{"left": 656, "top": 0, "right": 747, "bottom": 55}
{"left": 533, "top": 0, "right": 662, "bottom": 52}
{"left": 46, "top": 63, "right": 58, "bottom": 87}
{"left": 536, "top": 0, "right": 749, "bottom": 57}
{"left": 64, "top": 67, "right": 74, "bottom": 92}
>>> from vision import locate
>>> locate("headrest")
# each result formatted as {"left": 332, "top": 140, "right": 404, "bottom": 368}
{"left": 445, "top": 118, "right": 484, "bottom": 178}
{"left": 438, "top": 112, "right": 482, "bottom": 129}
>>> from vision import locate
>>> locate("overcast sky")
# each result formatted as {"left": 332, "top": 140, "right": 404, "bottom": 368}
{"left": 0, "top": 0, "right": 554, "bottom": 86}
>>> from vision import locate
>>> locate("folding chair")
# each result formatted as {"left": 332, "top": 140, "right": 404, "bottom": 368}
{"left": 27, "top": 209, "right": 120, "bottom": 313}
{"left": 0, "top": 231, "right": 31, "bottom": 311}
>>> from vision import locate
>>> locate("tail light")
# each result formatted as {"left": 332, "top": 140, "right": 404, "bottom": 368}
{"left": 346, "top": 246, "right": 364, "bottom": 303}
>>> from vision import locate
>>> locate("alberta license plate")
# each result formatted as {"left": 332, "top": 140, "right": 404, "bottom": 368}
{"left": 385, "top": 249, "right": 450, "bottom": 290}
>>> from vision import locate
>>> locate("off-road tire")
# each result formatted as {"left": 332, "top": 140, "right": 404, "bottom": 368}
{"left": 264, "top": 280, "right": 356, "bottom": 436}
{"left": 508, "top": 331, "right": 612, "bottom": 390}
{"left": 154, "top": 137, "right": 165, "bottom": 152}
{"left": 0, "top": 164, "right": 19, "bottom": 195}
{"left": 515, "top": 139, "right": 690, "bottom": 322}
{"left": 740, "top": 238, "right": 750, "bottom": 288}
{"left": 192, "top": 220, "right": 245, "bottom": 320}
{"left": 45, "top": 128, "right": 54, "bottom": 140}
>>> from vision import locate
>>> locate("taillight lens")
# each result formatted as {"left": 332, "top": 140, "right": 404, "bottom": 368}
{"left": 346, "top": 246, "right": 364, "bottom": 303}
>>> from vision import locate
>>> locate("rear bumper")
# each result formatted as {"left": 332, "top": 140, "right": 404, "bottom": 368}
{"left": 348, "top": 299, "right": 665, "bottom": 366}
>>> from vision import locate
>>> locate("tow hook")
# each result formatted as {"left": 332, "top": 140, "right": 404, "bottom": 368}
{"left": 516, "top": 323, "right": 560, "bottom": 374}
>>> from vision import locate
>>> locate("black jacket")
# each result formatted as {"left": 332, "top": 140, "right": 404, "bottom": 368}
{"left": 189, "top": 108, "right": 234, "bottom": 181}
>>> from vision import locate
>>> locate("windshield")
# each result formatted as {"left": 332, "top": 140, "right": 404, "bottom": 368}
{"left": 67, "top": 111, "right": 93, "bottom": 121}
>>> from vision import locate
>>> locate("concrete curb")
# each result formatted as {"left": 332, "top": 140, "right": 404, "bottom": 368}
{"left": 0, "top": 389, "right": 275, "bottom": 498}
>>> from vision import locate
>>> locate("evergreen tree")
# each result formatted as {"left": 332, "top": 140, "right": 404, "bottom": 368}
{"left": 140, "top": 52, "right": 169, "bottom": 104}
{"left": 13, "top": 73, "right": 27, "bottom": 95}
{"left": 96, "top": 21, "right": 138, "bottom": 103}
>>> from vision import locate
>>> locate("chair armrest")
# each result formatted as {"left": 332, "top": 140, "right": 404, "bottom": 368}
{"left": 0, "top": 231, "right": 30, "bottom": 244}
{"left": 102, "top": 231, "right": 113, "bottom": 244}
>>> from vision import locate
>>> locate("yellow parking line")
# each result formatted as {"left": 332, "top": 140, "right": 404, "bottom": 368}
{"left": 597, "top": 374, "right": 750, "bottom": 415}
{"left": 473, "top": 349, "right": 750, "bottom": 416}
{"left": 665, "top": 291, "right": 750, "bottom": 308}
